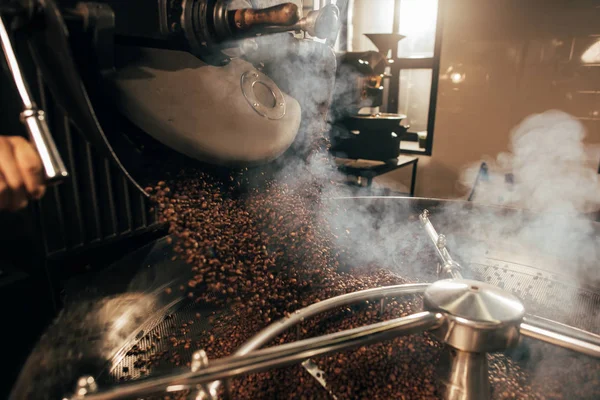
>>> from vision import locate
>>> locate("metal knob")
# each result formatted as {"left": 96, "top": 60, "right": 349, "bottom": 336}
{"left": 297, "top": 4, "right": 340, "bottom": 40}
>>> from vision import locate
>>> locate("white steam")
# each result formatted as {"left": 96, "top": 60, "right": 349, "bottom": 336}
{"left": 463, "top": 110, "right": 600, "bottom": 214}
{"left": 457, "top": 110, "right": 600, "bottom": 284}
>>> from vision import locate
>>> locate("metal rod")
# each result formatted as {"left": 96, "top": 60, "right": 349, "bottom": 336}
{"left": 523, "top": 315, "right": 600, "bottom": 348}
{"left": 79, "top": 312, "right": 443, "bottom": 400}
{"left": 419, "top": 210, "right": 463, "bottom": 279}
{"left": 520, "top": 322, "right": 600, "bottom": 358}
{"left": 0, "top": 15, "right": 68, "bottom": 183}
{"left": 236, "top": 283, "right": 429, "bottom": 355}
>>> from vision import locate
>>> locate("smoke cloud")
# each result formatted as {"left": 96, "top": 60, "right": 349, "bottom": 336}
{"left": 457, "top": 110, "right": 600, "bottom": 284}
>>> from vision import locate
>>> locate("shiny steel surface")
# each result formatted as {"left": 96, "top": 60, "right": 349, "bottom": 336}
{"left": 241, "top": 70, "right": 286, "bottom": 120}
{"left": 236, "top": 283, "right": 429, "bottom": 355}
{"left": 424, "top": 279, "right": 525, "bottom": 325}
{"left": 439, "top": 351, "right": 489, "bottom": 400}
{"left": 12, "top": 197, "right": 595, "bottom": 399}
{"left": 0, "top": 15, "right": 68, "bottom": 183}
{"left": 520, "top": 320, "right": 600, "bottom": 358}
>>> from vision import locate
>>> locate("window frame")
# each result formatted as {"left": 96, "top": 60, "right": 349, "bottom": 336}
{"left": 387, "top": 0, "right": 445, "bottom": 156}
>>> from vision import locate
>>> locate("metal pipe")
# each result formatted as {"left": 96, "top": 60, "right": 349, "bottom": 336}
{"left": 439, "top": 350, "right": 490, "bottom": 400}
{"left": 419, "top": 210, "right": 463, "bottom": 279}
{"left": 0, "top": 15, "right": 68, "bottom": 184}
{"left": 520, "top": 322, "right": 600, "bottom": 358}
{"left": 522, "top": 315, "right": 600, "bottom": 348}
{"left": 79, "top": 311, "right": 443, "bottom": 400}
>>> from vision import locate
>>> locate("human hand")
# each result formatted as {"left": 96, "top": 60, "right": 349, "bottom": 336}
{"left": 0, "top": 136, "right": 45, "bottom": 211}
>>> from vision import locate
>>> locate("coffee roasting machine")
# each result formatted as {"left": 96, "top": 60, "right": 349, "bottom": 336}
{"left": 1, "top": 1, "right": 599, "bottom": 399}
{"left": 329, "top": 33, "right": 409, "bottom": 162}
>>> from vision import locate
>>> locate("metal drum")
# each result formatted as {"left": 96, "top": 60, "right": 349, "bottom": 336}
{"left": 10, "top": 197, "right": 600, "bottom": 399}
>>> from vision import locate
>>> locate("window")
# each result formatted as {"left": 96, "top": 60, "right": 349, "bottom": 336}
{"left": 342, "top": 0, "right": 443, "bottom": 155}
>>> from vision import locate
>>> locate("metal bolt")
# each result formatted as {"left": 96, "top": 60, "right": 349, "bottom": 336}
{"left": 437, "top": 234, "right": 447, "bottom": 250}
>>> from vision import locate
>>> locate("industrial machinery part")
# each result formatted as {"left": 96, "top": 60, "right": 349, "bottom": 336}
{"left": 0, "top": 13, "right": 68, "bottom": 183}
{"left": 62, "top": 206, "right": 600, "bottom": 399}
{"left": 12, "top": 197, "right": 599, "bottom": 399}
{"left": 88, "top": 0, "right": 339, "bottom": 66}
{"left": 1, "top": 0, "right": 341, "bottom": 185}
{"left": 65, "top": 276, "right": 600, "bottom": 400}
{"left": 328, "top": 34, "right": 408, "bottom": 162}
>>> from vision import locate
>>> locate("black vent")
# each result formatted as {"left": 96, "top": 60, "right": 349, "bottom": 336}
{"left": 32, "top": 70, "right": 162, "bottom": 258}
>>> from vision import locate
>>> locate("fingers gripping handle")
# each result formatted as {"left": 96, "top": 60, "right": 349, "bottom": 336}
{"left": 20, "top": 109, "right": 68, "bottom": 184}
{"left": 0, "top": 14, "right": 68, "bottom": 184}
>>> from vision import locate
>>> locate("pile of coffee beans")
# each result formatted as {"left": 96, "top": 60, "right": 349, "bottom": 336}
{"left": 139, "top": 154, "right": 598, "bottom": 399}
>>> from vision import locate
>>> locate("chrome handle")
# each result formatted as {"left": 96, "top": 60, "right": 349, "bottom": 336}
{"left": 0, "top": 14, "right": 68, "bottom": 184}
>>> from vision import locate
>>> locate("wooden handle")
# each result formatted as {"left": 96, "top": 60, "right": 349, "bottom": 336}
{"left": 233, "top": 3, "right": 299, "bottom": 31}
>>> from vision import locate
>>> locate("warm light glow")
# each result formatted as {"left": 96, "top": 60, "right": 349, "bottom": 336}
{"left": 397, "top": 0, "right": 439, "bottom": 58}
{"left": 581, "top": 40, "right": 600, "bottom": 64}
{"left": 398, "top": 0, "right": 438, "bottom": 36}
{"left": 450, "top": 72, "right": 465, "bottom": 84}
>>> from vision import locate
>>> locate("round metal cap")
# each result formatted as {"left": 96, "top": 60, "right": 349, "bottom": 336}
{"left": 241, "top": 70, "right": 286, "bottom": 120}
{"left": 424, "top": 279, "right": 525, "bottom": 324}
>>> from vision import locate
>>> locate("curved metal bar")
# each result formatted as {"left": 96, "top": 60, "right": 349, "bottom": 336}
{"left": 236, "top": 283, "right": 430, "bottom": 355}
{"left": 520, "top": 322, "right": 600, "bottom": 358}
{"left": 183, "top": 283, "right": 430, "bottom": 396}
{"left": 78, "top": 311, "right": 442, "bottom": 400}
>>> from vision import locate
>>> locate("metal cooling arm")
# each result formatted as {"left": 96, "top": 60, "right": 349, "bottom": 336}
{"left": 520, "top": 318, "right": 600, "bottom": 358}
{"left": 74, "top": 312, "right": 443, "bottom": 400}
{"left": 419, "top": 210, "right": 463, "bottom": 279}
{"left": 0, "top": 14, "right": 68, "bottom": 184}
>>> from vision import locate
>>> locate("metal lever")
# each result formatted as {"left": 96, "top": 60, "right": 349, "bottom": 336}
{"left": 232, "top": 3, "right": 299, "bottom": 31}
{"left": 0, "top": 14, "right": 68, "bottom": 184}
{"left": 257, "top": 4, "right": 340, "bottom": 40}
